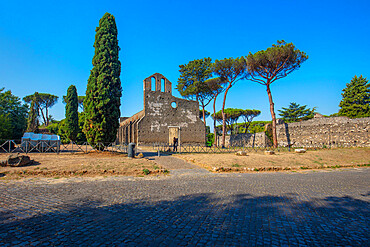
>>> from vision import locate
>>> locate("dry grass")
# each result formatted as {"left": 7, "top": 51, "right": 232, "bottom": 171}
{"left": 175, "top": 147, "right": 370, "bottom": 172}
{"left": 0, "top": 152, "right": 166, "bottom": 179}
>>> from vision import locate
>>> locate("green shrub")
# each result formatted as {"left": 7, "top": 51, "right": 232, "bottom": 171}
{"left": 142, "top": 169, "right": 150, "bottom": 175}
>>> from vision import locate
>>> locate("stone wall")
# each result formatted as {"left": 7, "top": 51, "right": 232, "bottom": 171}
{"left": 216, "top": 116, "right": 370, "bottom": 147}
{"left": 137, "top": 90, "right": 205, "bottom": 144}
{"left": 276, "top": 116, "right": 370, "bottom": 147}
{"left": 117, "top": 73, "right": 205, "bottom": 145}
{"left": 217, "top": 132, "right": 269, "bottom": 147}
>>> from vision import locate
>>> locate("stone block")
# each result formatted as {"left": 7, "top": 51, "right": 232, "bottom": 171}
{"left": 235, "top": 151, "right": 247, "bottom": 156}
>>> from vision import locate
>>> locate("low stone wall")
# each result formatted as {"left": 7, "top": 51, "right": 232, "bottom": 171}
{"left": 276, "top": 116, "right": 370, "bottom": 147}
{"left": 217, "top": 132, "right": 269, "bottom": 147}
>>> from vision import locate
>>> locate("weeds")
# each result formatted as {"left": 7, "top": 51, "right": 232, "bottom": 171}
{"left": 142, "top": 169, "right": 150, "bottom": 175}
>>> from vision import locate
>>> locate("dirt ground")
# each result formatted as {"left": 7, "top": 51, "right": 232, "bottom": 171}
{"left": 175, "top": 147, "right": 370, "bottom": 172}
{"left": 0, "top": 152, "right": 166, "bottom": 179}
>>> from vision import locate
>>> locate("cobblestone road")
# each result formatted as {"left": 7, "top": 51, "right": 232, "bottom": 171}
{"left": 0, "top": 156, "right": 369, "bottom": 246}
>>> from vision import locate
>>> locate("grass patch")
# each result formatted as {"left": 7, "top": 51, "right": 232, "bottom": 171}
{"left": 358, "top": 164, "right": 370, "bottom": 167}
{"left": 232, "top": 164, "right": 240, "bottom": 167}
{"left": 330, "top": 165, "right": 341, "bottom": 169}
{"left": 142, "top": 169, "right": 150, "bottom": 175}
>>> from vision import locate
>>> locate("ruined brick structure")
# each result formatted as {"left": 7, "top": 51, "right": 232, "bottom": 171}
{"left": 221, "top": 116, "right": 370, "bottom": 147}
{"left": 117, "top": 73, "right": 205, "bottom": 145}
{"left": 276, "top": 116, "right": 370, "bottom": 147}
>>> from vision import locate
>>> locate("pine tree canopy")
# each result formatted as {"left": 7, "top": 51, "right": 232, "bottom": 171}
{"left": 278, "top": 102, "right": 316, "bottom": 122}
{"left": 338, "top": 75, "right": 370, "bottom": 118}
{"left": 65, "top": 85, "right": 79, "bottom": 142}
{"left": 177, "top": 57, "right": 213, "bottom": 101}
{"left": 199, "top": 109, "right": 211, "bottom": 120}
{"left": 23, "top": 92, "right": 58, "bottom": 126}
{"left": 83, "top": 13, "right": 122, "bottom": 145}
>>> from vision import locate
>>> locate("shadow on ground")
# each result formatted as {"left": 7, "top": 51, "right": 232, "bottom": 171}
{"left": 0, "top": 193, "right": 369, "bottom": 246}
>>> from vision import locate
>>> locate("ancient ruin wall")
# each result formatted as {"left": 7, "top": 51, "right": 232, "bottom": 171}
{"left": 276, "top": 116, "right": 370, "bottom": 147}
{"left": 137, "top": 90, "right": 205, "bottom": 144}
{"left": 217, "top": 132, "right": 269, "bottom": 147}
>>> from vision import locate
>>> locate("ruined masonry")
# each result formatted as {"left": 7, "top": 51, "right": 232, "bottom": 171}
{"left": 223, "top": 115, "right": 370, "bottom": 147}
{"left": 117, "top": 73, "right": 205, "bottom": 145}
{"left": 276, "top": 116, "right": 370, "bottom": 147}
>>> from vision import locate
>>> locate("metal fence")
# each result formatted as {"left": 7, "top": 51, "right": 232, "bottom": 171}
{"left": 152, "top": 143, "right": 342, "bottom": 154}
{"left": 1, "top": 140, "right": 364, "bottom": 155}
{"left": 0, "top": 140, "right": 128, "bottom": 154}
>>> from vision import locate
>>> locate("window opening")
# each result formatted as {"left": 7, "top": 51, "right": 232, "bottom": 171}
{"left": 151, "top": 77, "right": 156, "bottom": 91}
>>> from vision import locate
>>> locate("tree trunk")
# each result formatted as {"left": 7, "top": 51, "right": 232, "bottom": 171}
{"left": 213, "top": 94, "right": 218, "bottom": 147}
{"left": 266, "top": 83, "right": 278, "bottom": 148}
{"left": 202, "top": 104, "right": 206, "bottom": 126}
{"left": 201, "top": 103, "right": 206, "bottom": 145}
{"left": 46, "top": 107, "right": 49, "bottom": 126}
{"left": 39, "top": 106, "right": 47, "bottom": 126}
{"left": 221, "top": 84, "right": 231, "bottom": 147}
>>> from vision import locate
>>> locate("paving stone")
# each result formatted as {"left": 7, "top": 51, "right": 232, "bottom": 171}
{"left": 0, "top": 156, "right": 369, "bottom": 246}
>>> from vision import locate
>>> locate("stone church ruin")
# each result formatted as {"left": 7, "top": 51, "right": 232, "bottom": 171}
{"left": 117, "top": 73, "right": 205, "bottom": 145}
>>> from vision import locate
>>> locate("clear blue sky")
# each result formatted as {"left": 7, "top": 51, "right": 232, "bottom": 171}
{"left": 1, "top": 0, "right": 369, "bottom": 127}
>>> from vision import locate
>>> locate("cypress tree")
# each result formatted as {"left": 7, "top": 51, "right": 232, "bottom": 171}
{"left": 83, "top": 13, "right": 122, "bottom": 146}
{"left": 27, "top": 94, "right": 39, "bottom": 133}
{"left": 338, "top": 75, "right": 370, "bottom": 118}
{"left": 65, "top": 85, "right": 79, "bottom": 142}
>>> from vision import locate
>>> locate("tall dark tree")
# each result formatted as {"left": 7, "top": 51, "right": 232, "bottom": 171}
{"left": 23, "top": 92, "right": 58, "bottom": 126}
{"left": 83, "top": 13, "right": 122, "bottom": 146}
{"left": 177, "top": 58, "right": 213, "bottom": 126}
{"left": 246, "top": 40, "right": 308, "bottom": 147}
{"left": 278, "top": 102, "right": 316, "bottom": 122}
{"left": 205, "top": 77, "right": 226, "bottom": 146}
{"left": 338, "top": 75, "right": 370, "bottom": 118}
{"left": 65, "top": 85, "right": 79, "bottom": 142}
{"left": 26, "top": 94, "right": 39, "bottom": 133}
{"left": 63, "top": 95, "right": 86, "bottom": 111}
{"left": 213, "top": 57, "right": 247, "bottom": 146}
{"left": 0, "top": 88, "right": 28, "bottom": 139}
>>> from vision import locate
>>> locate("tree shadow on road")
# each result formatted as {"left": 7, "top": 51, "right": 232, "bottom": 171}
{"left": 0, "top": 192, "right": 369, "bottom": 246}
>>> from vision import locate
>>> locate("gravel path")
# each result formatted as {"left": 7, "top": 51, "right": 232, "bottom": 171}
{"left": 0, "top": 153, "right": 369, "bottom": 246}
{"left": 150, "top": 153, "right": 210, "bottom": 176}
